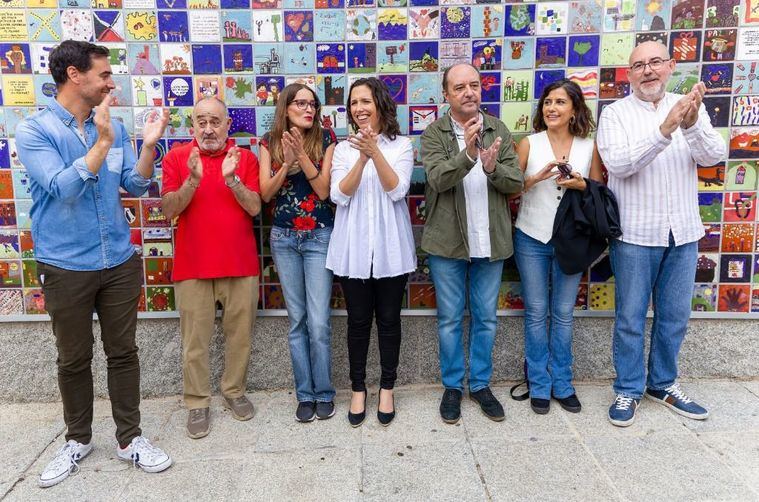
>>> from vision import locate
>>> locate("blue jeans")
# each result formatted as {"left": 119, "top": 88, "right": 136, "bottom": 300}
{"left": 513, "top": 229, "right": 582, "bottom": 400}
{"left": 609, "top": 235, "right": 697, "bottom": 399}
{"left": 428, "top": 254, "right": 504, "bottom": 392}
{"left": 270, "top": 226, "right": 336, "bottom": 403}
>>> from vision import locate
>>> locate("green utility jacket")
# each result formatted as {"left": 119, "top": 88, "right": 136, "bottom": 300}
{"left": 420, "top": 112, "right": 523, "bottom": 261}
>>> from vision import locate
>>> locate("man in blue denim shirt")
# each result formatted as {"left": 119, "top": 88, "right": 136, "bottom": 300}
{"left": 15, "top": 40, "right": 173, "bottom": 488}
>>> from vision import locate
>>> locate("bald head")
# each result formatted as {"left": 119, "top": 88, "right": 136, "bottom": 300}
{"left": 192, "top": 96, "right": 231, "bottom": 152}
{"left": 629, "top": 41, "right": 669, "bottom": 66}
{"left": 193, "top": 96, "right": 228, "bottom": 120}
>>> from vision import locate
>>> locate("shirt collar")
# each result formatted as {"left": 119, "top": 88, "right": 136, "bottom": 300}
{"left": 48, "top": 98, "right": 95, "bottom": 127}
{"left": 630, "top": 91, "right": 670, "bottom": 111}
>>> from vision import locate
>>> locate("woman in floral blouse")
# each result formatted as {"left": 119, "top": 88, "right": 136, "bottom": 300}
{"left": 259, "top": 83, "right": 338, "bottom": 423}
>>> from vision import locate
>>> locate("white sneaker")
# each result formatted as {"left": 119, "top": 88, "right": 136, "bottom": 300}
{"left": 38, "top": 440, "right": 94, "bottom": 488}
{"left": 116, "top": 436, "right": 172, "bottom": 473}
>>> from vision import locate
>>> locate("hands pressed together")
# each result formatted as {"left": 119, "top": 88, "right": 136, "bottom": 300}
{"left": 660, "top": 81, "right": 706, "bottom": 138}
{"left": 281, "top": 128, "right": 307, "bottom": 175}
{"left": 462, "top": 115, "right": 501, "bottom": 174}
{"left": 347, "top": 125, "right": 381, "bottom": 163}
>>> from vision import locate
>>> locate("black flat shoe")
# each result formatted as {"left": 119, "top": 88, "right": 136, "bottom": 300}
{"left": 530, "top": 397, "right": 550, "bottom": 415}
{"left": 377, "top": 389, "right": 395, "bottom": 426}
{"left": 553, "top": 393, "right": 582, "bottom": 413}
{"left": 348, "top": 391, "right": 366, "bottom": 428}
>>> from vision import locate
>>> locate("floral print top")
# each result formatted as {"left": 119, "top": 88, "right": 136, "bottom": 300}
{"left": 261, "top": 128, "right": 337, "bottom": 230}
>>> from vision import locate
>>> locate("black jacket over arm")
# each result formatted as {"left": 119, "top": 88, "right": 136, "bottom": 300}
{"left": 549, "top": 180, "right": 622, "bottom": 275}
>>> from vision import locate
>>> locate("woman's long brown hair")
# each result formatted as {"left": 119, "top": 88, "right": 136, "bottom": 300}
{"left": 268, "top": 83, "right": 324, "bottom": 166}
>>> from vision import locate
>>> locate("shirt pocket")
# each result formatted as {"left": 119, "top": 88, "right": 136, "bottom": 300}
{"left": 106, "top": 147, "right": 124, "bottom": 174}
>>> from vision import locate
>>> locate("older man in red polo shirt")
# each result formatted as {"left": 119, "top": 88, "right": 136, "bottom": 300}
{"left": 161, "top": 97, "right": 261, "bottom": 439}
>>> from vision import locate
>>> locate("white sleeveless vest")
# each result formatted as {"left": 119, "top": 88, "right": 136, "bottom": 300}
{"left": 515, "top": 131, "right": 594, "bottom": 244}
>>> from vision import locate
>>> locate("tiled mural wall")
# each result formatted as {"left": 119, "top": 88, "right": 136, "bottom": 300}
{"left": 0, "top": 0, "right": 758, "bottom": 317}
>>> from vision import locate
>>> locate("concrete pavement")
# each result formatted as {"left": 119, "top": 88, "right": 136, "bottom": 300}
{"left": 1, "top": 380, "right": 758, "bottom": 501}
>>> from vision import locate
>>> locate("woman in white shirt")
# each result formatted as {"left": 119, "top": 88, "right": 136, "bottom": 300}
{"left": 326, "top": 77, "right": 416, "bottom": 427}
{"left": 514, "top": 79, "right": 604, "bottom": 415}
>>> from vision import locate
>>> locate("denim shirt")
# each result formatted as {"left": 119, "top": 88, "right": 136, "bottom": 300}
{"left": 15, "top": 99, "right": 151, "bottom": 271}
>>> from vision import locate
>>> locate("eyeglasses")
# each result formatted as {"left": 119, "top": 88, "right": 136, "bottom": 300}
{"left": 291, "top": 99, "right": 317, "bottom": 111}
{"left": 629, "top": 58, "right": 670, "bottom": 74}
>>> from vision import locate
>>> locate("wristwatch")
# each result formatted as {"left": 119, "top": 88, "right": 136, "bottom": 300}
{"left": 225, "top": 174, "right": 241, "bottom": 188}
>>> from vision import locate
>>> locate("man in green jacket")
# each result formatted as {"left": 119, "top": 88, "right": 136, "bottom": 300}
{"left": 421, "top": 63, "right": 523, "bottom": 424}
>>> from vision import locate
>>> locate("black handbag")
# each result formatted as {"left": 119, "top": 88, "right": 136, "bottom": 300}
{"left": 509, "top": 359, "right": 530, "bottom": 401}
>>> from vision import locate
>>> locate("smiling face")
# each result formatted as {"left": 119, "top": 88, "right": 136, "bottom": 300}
{"left": 287, "top": 87, "right": 317, "bottom": 131}
{"left": 192, "top": 98, "right": 231, "bottom": 153}
{"left": 627, "top": 41, "right": 675, "bottom": 103}
{"left": 542, "top": 86, "right": 576, "bottom": 132}
{"left": 349, "top": 84, "right": 380, "bottom": 132}
{"left": 74, "top": 55, "right": 115, "bottom": 108}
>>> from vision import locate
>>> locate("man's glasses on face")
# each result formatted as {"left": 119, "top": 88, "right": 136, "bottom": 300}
{"left": 629, "top": 58, "right": 670, "bottom": 74}
{"left": 292, "top": 99, "right": 317, "bottom": 111}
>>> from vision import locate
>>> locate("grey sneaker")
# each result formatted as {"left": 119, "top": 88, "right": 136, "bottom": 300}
{"left": 224, "top": 395, "right": 255, "bottom": 421}
{"left": 186, "top": 408, "right": 210, "bottom": 439}
{"left": 296, "top": 401, "right": 316, "bottom": 422}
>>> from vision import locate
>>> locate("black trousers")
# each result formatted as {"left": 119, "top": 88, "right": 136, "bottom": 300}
{"left": 338, "top": 274, "right": 408, "bottom": 392}
{"left": 38, "top": 254, "right": 143, "bottom": 446}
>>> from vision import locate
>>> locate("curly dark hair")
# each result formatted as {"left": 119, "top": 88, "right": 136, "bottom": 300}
{"left": 532, "top": 79, "right": 595, "bottom": 138}
{"left": 346, "top": 77, "right": 401, "bottom": 140}
{"left": 49, "top": 40, "right": 110, "bottom": 87}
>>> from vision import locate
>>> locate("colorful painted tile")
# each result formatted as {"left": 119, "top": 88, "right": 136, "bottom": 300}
{"left": 284, "top": 10, "right": 314, "bottom": 41}
{"left": 567, "top": 34, "right": 600, "bottom": 66}
{"left": 409, "top": 7, "right": 440, "bottom": 39}
{"left": 377, "top": 41, "right": 408, "bottom": 72}
{"left": 440, "top": 6, "right": 470, "bottom": 39}
{"left": 409, "top": 40, "right": 438, "bottom": 72}
{"left": 536, "top": 2, "right": 568, "bottom": 34}
{"left": 536, "top": 36, "right": 567, "bottom": 67}
{"left": 568, "top": 0, "right": 603, "bottom": 33}
{"left": 504, "top": 4, "right": 535, "bottom": 36}
{"left": 472, "top": 39, "right": 500, "bottom": 71}
{"left": 380, "top": 74, "right": 407, "bottom": 104}
{"left": 635, "top": 0, "right": 672, "bottom": 31}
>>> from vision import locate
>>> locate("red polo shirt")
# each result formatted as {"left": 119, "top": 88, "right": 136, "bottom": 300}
{"left": 161, "top": 139, "right": 260, "bottom": 281}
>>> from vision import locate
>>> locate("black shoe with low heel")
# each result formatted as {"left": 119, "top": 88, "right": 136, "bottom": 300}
{"left": 377, "top": 389, "right": 395, "bottom": 426}
{"left": 348, "top": 391, "right": 366, "bottom": 428}
{"left": 553, "top": 393, "right": 582, "bottom": 413}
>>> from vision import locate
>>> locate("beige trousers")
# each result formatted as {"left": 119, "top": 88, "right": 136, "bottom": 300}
{"left": 176, "top": 276, "right": 259, "bottom": 409}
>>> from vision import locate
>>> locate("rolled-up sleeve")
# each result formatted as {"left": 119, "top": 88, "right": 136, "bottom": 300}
{"left": 330, "top": 142, "right": 353, "bottom": 207}
{"left": 16, "top": 120, "right": 96, "bottom": 202}
{"left": 119, "top": 123, "right": 152, "bottom": 197}
{"left": 385, "top": 137, "right": 413, "bottom": 201}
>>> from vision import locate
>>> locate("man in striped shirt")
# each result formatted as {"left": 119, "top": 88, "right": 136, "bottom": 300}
{"left": 596, "top": 41, "right": 727, "bottom": 427}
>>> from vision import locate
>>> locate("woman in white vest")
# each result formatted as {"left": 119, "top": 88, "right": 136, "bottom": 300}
{"left": 514, "top": 79, "right": 604, "bottom": 415}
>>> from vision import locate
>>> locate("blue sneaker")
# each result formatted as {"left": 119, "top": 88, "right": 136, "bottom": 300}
{"left": 644, "top": 383, "right": 709, "bottom": 420}
{"left": 608, "top": 394, "right": 640, "bottom": 427}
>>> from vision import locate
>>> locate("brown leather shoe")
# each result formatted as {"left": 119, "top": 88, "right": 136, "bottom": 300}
{"left": 186, "top": 408, "right": 210, "bottom": 439}
{"left": 224, "top": 395, "right": 254, "bottom": 421}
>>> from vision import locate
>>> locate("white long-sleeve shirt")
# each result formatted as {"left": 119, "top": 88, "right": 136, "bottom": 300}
{"left": 596, "top": 92, "right": 727, "bottom": 247}
{"left": 451, "top": 115, "right": 491, "bottom": 258}
{"left": 326, "top": 134, "right": 417, "bottom": 279}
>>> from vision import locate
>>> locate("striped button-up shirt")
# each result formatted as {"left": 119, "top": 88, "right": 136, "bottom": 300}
{"left": 597, "top": 92, "right": 727, "bottom": 247}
